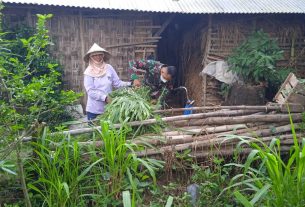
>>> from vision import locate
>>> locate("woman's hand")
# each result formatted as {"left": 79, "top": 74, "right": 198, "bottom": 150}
{"left": 105, "top": 96, "right": 112, "bottom": 104}
{"left": 133, "top": 79, "right": 141, "bottom": 88}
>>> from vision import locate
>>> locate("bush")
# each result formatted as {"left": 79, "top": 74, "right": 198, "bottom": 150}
{"left": 0, "top": 13, "right": 80, "bottom": 143}
{"left": 228, "top": 30, "right": 286, "bottom": 85}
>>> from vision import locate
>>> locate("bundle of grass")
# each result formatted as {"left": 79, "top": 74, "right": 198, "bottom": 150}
{"left": 101, "top": 87, "right": 164, "bottom": 136}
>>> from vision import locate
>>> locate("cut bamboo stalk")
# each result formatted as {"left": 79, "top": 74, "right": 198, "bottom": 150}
{"left": 105, "top": 40, "right": 158, "bottom": 48}
{"left": 55, "top": 109, "right": 262, "bottom": 136}
{"left": 162, "top": 124, "right": 246, "bottom": 136}
{"left": 192, "top": 146, "right": 292, "bottom": 158}
{"left": 75, "top": 123, "right": 289, "bottom": 148}
{"left": 174, "top": 113, "right": 302, "bottom": 126}
{"left": 136, "top": 124, "right": 301, "bottom": 157}
{"left": 192, "top": 133, "right": 303, "bottom": 158}
{"left": 154, "top": 104, "right": 305, "bottom": 113}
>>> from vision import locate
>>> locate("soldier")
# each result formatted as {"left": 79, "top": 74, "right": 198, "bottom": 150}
{"left": 129, "top": 59, "right": 176, "bottom": 104}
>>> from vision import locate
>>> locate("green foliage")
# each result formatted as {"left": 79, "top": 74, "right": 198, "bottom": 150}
{"left": 148, "top": 182, "right": 192, "bottom": 207}
{"left": 90, "top": 122, "right": 164, "bottom": 206}
{"left": 26, "top": 128, "right": 103, "bottom": 206}
{"left": 223, "top": 113, "right": 305, "bottom": 206}
{"left": 102, "top": 87, "right": 164, "bottom": 136}
{"left": 0, "top": 160, "right": 16, "bottom": 175}
{"left": 21, "top": 122, "right": 163, "bottom": 207}
{"left": 191, "top": 159, "right": 235, "bottom": 207}
{"left": 105, "top": 87, "right": 152, "bottom": 123}
{"left": 219, "top": 83, "right": 231, "bottom": 99}
{"left": 0, "top": 14, "right": 80, "bottom": 146}
{"left": 228, "top": 30, "right": 285, "bottom": 85}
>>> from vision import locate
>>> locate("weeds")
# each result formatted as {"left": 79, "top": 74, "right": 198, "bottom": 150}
{"left": 91, "top": 121, "right": 164, "bottom": 206}
{"left": 223, "top": 114, "right": 305, "bottom": 206}
{"left": 26, "top": 128, "right": 103, "bottom": 206}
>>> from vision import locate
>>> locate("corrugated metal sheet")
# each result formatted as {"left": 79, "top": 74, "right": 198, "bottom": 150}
{"left": 3, "top": 0, "right": 305, "bottom": 14}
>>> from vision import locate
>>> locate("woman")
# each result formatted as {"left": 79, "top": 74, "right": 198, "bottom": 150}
{"left": 84, "top": 43, "right": 140, "bottom": 121}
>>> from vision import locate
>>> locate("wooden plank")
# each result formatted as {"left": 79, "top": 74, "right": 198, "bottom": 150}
{"left": 105, "top": 40, "right": 158, "bottom": 48}
{"left": 274, "top": 73, "right": 294, "bottom": 103}
{"left": 79, "top": 11, "right": 86, "bottom": 112}
{"left": 287, "top": 93, "right": 305, "bottom": 105}
{"left": 153, "top": 14, "right": 175, "bottom": 37}
{"left": 288, "top": 73, "right": 299, "bottom": 87}
{"left": 144, "top": 36, "right": 162, "bottom": 40}
{"left": 136, "top": 26, "right": 162, "bottom": 29}
{"left": 136, "top": 45, "right": 157, "bottom": 48}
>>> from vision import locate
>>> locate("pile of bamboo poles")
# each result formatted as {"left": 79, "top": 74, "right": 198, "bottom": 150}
{"left": 73, "top": 103, "right": 305, "bottom": 159}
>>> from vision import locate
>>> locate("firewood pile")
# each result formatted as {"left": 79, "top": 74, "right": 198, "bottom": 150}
{"left": 131, "top": 103, "right": 304, "bottom": 159}
{"left": 71, "top": 103, "right": 304, "bottom": 159}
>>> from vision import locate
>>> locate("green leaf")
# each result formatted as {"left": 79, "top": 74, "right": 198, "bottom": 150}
{"left": 77, "top": 158, "right": 103, "bottom": 181}
{"left": 122, "top": 191, "right": 132, "bottom": 207}
{"left": 250, "top": 183, "right": 271, "bottom": 205}
{"left": 234, "top": 191, "right": 253, "bottom": 207}
{"left": 165, "top": 196, "right": 174, "bottom": 207}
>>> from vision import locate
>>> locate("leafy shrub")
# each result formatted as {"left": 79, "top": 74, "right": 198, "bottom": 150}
{"left": 228, "top": 30, "right": 285, "bottom": 85}
{"left": 0, "top": 14, "right": 80, "bottom": 143}
{"left": 2, "top": 17, "right": 80, "bottom": 128}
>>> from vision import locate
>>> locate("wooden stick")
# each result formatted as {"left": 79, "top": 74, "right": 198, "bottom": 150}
{"left": 192, "top": 146, "right": 292, "bottom": 158}
{"left": 105, "top": 40, "right": 158, "bottom": 49}
{"left": 192, "top": 133, "right": 303, "bottom": 158}
{"left": 136, "top": 124, "right": 301, "bottom": 157}
{"left": 162, "top": 124, "right": 247, "bottom": 136}
{"left": 153, "top": 15, "right": 175, "bottom": 37}
{"left": 55, "top": 109, "right": 262, "bottom": 136}
{"left": 173, "top": 113, "right": 302, "bottom": 126}
{"left": 154, "top": 104, "right": 305, "bottom": 113}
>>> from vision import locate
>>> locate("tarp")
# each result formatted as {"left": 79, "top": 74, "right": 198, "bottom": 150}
{"left": 200, "top": 61, "right": 238, "bottom": 84}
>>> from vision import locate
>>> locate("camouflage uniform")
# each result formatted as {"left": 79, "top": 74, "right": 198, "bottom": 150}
{"left": 128, "top": 59, "right": 173, "bottom": 100}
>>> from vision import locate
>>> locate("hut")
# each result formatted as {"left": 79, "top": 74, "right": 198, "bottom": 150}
{"left": 3, "top": 0, "right": 305, "bottom": 107}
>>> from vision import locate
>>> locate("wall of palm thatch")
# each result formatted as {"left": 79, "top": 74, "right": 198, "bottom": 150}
{"left": 180, "top": 14, "right": 305, "bottom": 107}
{"left": 3, "top": 5, "right": 159, "bottom": 97}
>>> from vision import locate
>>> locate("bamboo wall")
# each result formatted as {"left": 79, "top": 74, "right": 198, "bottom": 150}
{"left": 3, "top": 6, "right": 157, "bottom": 95}
{"left": 181, "top": 14, "right": 305, "bottom": 106}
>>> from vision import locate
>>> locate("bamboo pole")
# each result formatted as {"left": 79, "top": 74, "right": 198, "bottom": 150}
{"left": 135, "top": 124, "right": 301, "bottom": 157}
{"left": 162, "top": 124, "right": 247, "bottom": 136}
{"left": 105, "top": 40, "right": 158, "bottom": 49}
{"left": 56, "top": 109, "right": 262, "bottom": 136}
{"left": 154, "top": 104, "right": 305, "bottom": 113}
{"left": 192, "top": 133, "right": 303, "bottom": 158}
{"left": 173, "top": 113, "right": 302, "bottom": 126}
{"left": 192, "top": 146, "right": 292, "bottom": 158}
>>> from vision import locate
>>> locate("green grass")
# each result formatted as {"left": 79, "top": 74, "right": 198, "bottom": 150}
{"left": 222, "top": 114, "right": 305, "bottom": 206}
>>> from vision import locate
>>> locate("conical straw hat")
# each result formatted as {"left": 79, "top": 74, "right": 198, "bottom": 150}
{"left": 83, "top": 43, "right": 111, "bottom": 62}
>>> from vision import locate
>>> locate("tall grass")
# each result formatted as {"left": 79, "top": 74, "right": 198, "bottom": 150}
{"left": 26, "top": 128, "right": 102, "bottom": 206}
{"left": 24, "top": 122, "right": 164, "bottom": 206}
{"left": 222, "top": 114, "right": 305, "bottom": 206}
{"left": 92, "top": 122, "right": 164, "bottom": 206}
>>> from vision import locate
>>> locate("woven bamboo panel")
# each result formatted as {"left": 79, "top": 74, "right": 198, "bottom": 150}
{"left": 181, "top": 15, "right": 305, "bottom": 106}
{"left": 3, "top": 8, "right": 155, "bottom": 93}
{"left": 208, "top": 17, "right": 305, "bottom": 75}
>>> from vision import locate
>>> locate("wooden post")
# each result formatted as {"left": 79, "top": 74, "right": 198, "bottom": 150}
{"left": 201, "top": 15, "right": 212, "bottom": 107}
{"left": 153, "top": 15, "right": 175, "bottom": 37}
{"left": 26, "top": 9, "right": 32, "bottom": 26}
{"left": 79, "top": 11, "right": 87, "bottom": 113}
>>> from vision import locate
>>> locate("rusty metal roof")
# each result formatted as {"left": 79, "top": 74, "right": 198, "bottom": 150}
{"left": 3, "top": 0, "right": 305, "bottom": 14}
